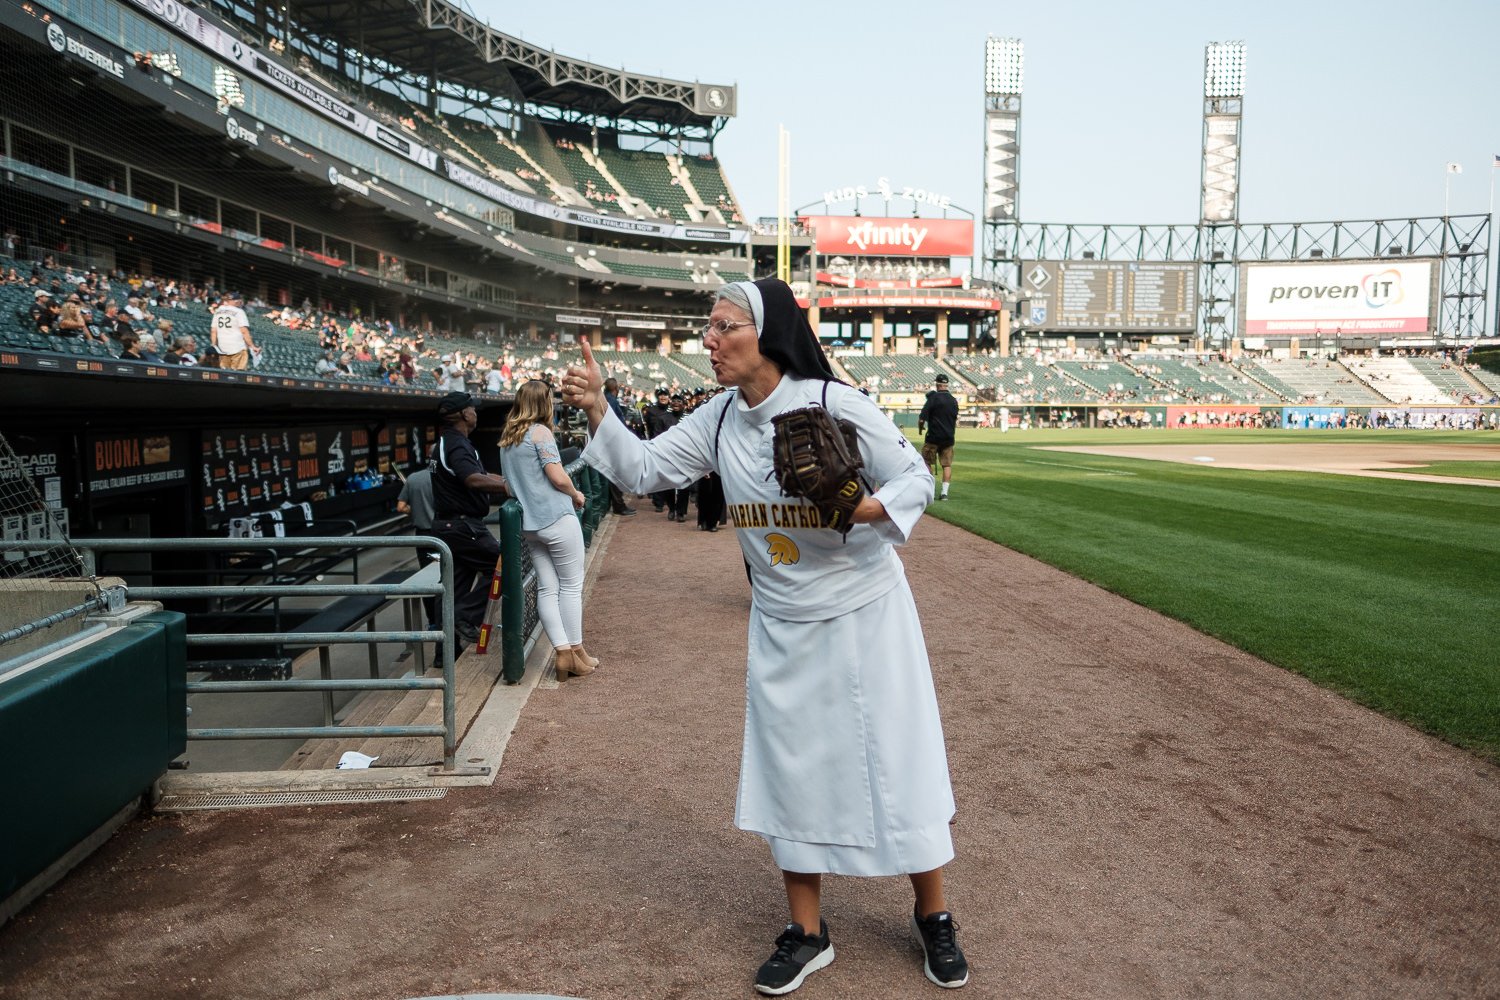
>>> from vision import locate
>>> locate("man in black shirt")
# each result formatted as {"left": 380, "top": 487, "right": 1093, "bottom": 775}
{"left": 643, "top": 388, "right": 675, "bottom": 513}
{"left": 29, "top": 290, "right": 57, "bottom": 334}
{"left": 918, "top": 373, "right": 959, "bottom": 501}
{"left": 429, "top": 391, "right": 509, "bottom": 647}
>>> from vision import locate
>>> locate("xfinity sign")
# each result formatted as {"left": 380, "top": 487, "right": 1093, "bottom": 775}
{"left": 802, "top": 216, "right": 974, "bottom": 258}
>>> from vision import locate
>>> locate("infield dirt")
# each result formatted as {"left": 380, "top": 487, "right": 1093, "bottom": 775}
{"left": 0, "top": 509, "right": 1496, "bottom": 999}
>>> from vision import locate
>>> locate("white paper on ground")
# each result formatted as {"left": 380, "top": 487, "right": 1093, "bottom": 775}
{"left": 336, "top": 751, "right": 379, "bottom": 769}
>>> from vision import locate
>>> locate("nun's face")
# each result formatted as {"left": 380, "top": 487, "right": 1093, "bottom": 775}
{"left": 704, "top": 299, "right": 772, "bottom": 389}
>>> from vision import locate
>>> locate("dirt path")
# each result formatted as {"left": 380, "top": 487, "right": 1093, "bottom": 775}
{"left": 1, "top": 510, "right": 1497, "bottom": 999}
{"left": 1044, "top": 441, "right": 1500, "bottom": 487}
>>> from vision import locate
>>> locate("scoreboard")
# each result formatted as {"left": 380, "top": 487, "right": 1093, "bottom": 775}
{"left": 1021, "top": 261, "right": 1198, "bottom": 332}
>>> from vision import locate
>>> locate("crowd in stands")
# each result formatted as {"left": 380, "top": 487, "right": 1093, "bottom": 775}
{"left": 7, "top": 242, "right": 1499, "bottom": 415}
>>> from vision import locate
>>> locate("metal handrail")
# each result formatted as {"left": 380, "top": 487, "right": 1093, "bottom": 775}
{"left": 0, "top": 536, "right": 462, "bottom": 771}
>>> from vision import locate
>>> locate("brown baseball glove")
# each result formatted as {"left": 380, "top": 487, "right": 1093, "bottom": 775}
{"left": 770, "top": 405, "right": 866, "bottom": 536}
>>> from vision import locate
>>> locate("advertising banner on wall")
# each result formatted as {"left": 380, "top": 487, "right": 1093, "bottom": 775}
{"left": 1239, "top": 260, "right": 1437, "bottom": 336}
{"left": 86, "top": 432, "right": 189, "bottom": 498}
{"left": 802, "top": 217, "right": 973, "bottom": 257}
{"left": 1282, "top": 407, "right": 1348, "bottom": 429}
{"left": 1164, "top": 405, "right": 1263, "bottom": 428}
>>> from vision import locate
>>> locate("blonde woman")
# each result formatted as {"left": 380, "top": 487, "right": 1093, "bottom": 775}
{"left": 498, "top": 379, "right": 595, "bottom": 679}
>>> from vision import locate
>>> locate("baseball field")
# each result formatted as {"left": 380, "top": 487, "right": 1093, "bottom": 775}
{"left": 913, "top": 427, "right": 1500, "bottom": 763}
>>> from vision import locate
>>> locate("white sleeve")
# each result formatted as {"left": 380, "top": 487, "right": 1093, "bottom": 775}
{"left": 830, "top": 385, "right": 934, "bottom": 545}
{"left": 583, "top": 398, "right": 719, "bottom": 493}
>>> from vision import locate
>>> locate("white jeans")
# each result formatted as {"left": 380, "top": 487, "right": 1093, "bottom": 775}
{"left": 524, "top": 513, "right": 585, "bottom": 648}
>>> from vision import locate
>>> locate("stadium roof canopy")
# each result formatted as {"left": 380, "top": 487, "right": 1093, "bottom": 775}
{"left": 277, "top": 0, "right": 737, "bottom": 136}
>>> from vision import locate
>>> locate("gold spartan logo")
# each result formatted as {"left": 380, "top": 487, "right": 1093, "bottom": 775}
{"left": 765, "top": 532, "right": 800, "bottom": 566}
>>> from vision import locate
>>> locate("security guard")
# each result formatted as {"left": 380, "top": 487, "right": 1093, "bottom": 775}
{"left": 429, "top": 391, "right": 509, "bottom": 647}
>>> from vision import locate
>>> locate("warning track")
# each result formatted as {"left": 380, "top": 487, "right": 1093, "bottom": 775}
{"left": 0, "top": 511, "right": 1496, "bottom": 999}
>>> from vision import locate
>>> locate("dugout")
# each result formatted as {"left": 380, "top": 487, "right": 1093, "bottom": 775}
{"left": 0, "top": 360, "right": 511, "bottom": 593}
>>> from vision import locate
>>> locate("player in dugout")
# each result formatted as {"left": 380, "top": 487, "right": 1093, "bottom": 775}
{"left": 562, "top": 277, "right": 968, "bottom": 994}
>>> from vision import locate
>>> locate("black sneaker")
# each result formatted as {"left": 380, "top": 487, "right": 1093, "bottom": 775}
{"left": 912, "top": 909, "right": 968, "bottom": 989}
{"left": 613, "top": 507, "right": 637, "bottom": 516}
{"left": 754, "top": 920, "right": 834, "bottom": 995}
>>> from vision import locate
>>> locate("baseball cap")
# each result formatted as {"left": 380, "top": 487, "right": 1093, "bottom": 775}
{"left": 436, "top": 391, "right": 476, "bottom": 415}
{"left": 33, "top": 288, "right": 50, "bottom": 299}
{"left": 934, "top": 373, "right": 949, "bottom": 384}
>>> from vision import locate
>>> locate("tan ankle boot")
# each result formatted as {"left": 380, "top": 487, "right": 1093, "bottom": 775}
{"left": 575, "top": 644, "right": 600, "bottom": 669}
{"left": 555, "top": 646, "right": 593, "bottom": 680}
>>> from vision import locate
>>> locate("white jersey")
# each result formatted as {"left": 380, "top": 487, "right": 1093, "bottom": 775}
{"left": 212, "top": 305, "right": 250, "bottom": 353}
{"left": 585, "top": 374, "right": 933, "bottom": 620}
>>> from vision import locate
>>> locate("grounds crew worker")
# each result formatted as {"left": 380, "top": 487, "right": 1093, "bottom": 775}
{"left": 429, "top": 391, "right": 508, "bottom": 648}
{"left": 918, "top": 373, "right": 958, "bottom": 501}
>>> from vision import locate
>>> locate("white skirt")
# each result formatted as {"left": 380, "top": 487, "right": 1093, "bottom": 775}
{"left": 735, "top": 578, "right": 956, "bottom": 877}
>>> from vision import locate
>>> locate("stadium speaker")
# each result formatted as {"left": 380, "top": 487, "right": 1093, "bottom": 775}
{"left": 326, "top": 196, "right": 347, "bottom": 213}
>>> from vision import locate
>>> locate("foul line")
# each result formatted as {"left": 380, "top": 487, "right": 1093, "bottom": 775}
{"left": 1023, "top": 458, "right": 1137, "bottom": 477}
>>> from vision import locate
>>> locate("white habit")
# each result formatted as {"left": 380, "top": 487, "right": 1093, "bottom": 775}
{"left": 585, "top": 374, "right": 955, "bottom": 876}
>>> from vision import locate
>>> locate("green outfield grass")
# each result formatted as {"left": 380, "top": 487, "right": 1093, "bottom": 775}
{"left": 1399, "top": 461, "right": 1500, "bottom": 481}
{"left": 911, "top": 428, "right": 1500, "bottom": 762}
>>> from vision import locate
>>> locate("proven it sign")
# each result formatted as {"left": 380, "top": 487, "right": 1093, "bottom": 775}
{"left": 1240, "top": 259, "right": 1436, "bottom": 335}
{"left": 802, "top": 216, "right": 973, "bottom": 257}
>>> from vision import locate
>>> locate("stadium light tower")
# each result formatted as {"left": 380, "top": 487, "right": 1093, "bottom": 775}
{"left": 1199, "top": 41, "right": 1245, "bottom": 347}
{"left": 983, "top": 37, "right": 1023, "bottom": 224}
{"left": 981, "top": 37, "right": 1023, "bottom": 291}
{"left": 1200, "top": 41, "right": 1245, "bottom": 225}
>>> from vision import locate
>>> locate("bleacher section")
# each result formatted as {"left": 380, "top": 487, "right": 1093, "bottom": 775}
{"left": 1467, "top": 365, "right": 1500, "bottom": 399}
{"left": 336, "top": 86, "right": 747, "bottom": 228}
{"left": 1241, "top": 359, "right": 1390, "bottom": 405}
{"left": 1055, "top": 361, "right": 1182, "bottom": 403}
{"left": 944, "top": 355, "right": 1092, "bottom": 403}
{"left": 593, "top": 351, "right": 708, "bottom": 393}
{"left": 677, "top": 155, "right": 741, "bottom": 224}
{"left": 1132, "top": 357, "right": 1284, "bottom": 404}
{"left": 1408, "top": 357, "right": 1490, "bottom": 402}
{"left": 1342, "top": 356, "right": 1489, "bottom": 405}
{"left": 597, "top": 149, "right": 692, "bottom": 222}
{"left": 838, "top": 355, "right": 956, "bottom": 392}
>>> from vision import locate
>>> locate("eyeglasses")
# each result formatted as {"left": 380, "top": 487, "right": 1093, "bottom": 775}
{"left": 700, "top": 319, "right": 754, "bottom": 338}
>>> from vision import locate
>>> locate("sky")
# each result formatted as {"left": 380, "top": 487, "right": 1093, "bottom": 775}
{"left": 471, "top": 0, "right": 1500, "bottom": 231}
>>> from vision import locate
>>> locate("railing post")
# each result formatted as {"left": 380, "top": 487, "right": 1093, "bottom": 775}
{"left": 498, "top": 501, "right": 526, "bottom": 685}
{"left": 587, "top": 466, "right": 608, "bottom": 534}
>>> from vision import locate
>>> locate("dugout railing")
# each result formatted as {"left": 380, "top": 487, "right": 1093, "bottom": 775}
{"left": 0, "top": 459, "right": 613, "bottom": 773}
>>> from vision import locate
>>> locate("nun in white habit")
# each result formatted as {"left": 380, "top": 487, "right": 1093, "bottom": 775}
{"left": 561, "top": 277, "right": 969, "bottom": 994}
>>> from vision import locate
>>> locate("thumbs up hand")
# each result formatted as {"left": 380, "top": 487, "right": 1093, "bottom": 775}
{"left": 562, "top": 337, "right": 607, "bottom": 426}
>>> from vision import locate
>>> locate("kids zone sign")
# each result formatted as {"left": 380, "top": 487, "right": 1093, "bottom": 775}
{"left": 1239, "top": 259, "right": 1437, "bottom": 335}
{"left": 802, "top": 216, "right": 975, "bottom": 257}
